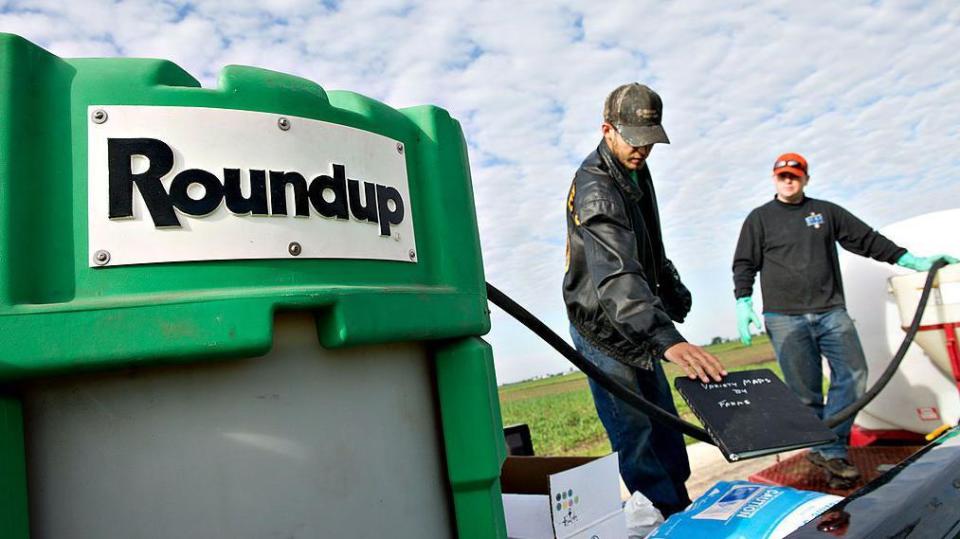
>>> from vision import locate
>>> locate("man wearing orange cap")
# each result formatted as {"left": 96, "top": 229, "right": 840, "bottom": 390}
{"left": 732, "top": 153, "right": 957, "bottom": 485}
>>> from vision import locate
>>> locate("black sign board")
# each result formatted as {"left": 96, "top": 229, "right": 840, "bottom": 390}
{"left": 675, "top": 369, "right": 837, "bottom": 462}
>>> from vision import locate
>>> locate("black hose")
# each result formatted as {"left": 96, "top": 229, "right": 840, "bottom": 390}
{"left": 824, "top": 257, "right": 949, "bottom": 428}
{"left": 485, "top": 283, "right": 714, "bottom": 444}
{"left": 488, "top": 259, "right": 948, "bottom": 445}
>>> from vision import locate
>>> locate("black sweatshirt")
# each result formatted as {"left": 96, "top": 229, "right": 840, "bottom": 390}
{"left": 732, "top": 196, "right": 906, "bottom": 314}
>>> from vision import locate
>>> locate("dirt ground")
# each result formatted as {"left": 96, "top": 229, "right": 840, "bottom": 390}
{"left": 683, "top": 443, "right": 803, "bottom": 499}
{"left": 616, "top": 443, "right": 802, "bottom": 502}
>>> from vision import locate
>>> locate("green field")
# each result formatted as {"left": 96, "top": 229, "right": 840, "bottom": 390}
{"left": 498, "top": 336, "right": 783, "bottom": 455}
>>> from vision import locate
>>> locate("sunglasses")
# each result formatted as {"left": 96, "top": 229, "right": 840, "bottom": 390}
{"left": 774, "top": 159, "right": 805, "bottom": 170}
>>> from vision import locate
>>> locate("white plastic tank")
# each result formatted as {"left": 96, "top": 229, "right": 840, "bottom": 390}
{"left": 21, "top": 313, "right": 455, "bottom": 539}
{"left": 889, "top": 264, "right": 960, "bottom": 385}
{"left": 841, "top": 209, "right": 960, "bottom": 434}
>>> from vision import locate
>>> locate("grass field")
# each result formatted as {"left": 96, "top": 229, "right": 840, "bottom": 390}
{"left": 498, "top": 336, "right": 783, "bottom": 456}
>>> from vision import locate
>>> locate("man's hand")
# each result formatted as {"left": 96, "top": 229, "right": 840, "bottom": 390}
{"left": 664, "top": 343, "right": 727, "bottom": 383}
{"left": 896, "top": 252, "right": 959, "bottom": 272}
{"left": 736, "top": 297, "right": 762, "bottom": 346}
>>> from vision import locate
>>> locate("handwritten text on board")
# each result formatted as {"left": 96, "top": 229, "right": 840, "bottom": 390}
{"left": 699, "top": 377, "right": 773, "bottom": 409}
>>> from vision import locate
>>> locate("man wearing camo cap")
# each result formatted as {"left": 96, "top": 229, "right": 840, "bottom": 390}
{"left": 563, "top": 83, "right": 726, "bottom": 516}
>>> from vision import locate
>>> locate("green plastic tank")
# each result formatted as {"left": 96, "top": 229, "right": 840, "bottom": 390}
{"left": 0, "top": 34, "right": 506, "bottom": 538}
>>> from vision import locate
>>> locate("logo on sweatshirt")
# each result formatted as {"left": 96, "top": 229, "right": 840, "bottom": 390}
{"left": 805, "top": 212, "right": 824, "bottom": 229}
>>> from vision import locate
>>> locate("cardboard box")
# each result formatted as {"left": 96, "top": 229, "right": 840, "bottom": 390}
{"left": 501, "top": 453, "right": 628, "bottom": 539}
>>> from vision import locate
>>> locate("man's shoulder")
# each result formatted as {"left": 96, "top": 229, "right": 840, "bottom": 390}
{"left": 752, "top": 196, "right": 830, "bottom": 213}
{"left": 805, "top": 197, "right": 839, "bottom": 209}
{"left": 747, "top": 199, "right": 778, "bottom": 218}
{"left": 577, "top": 148, "right": 604, "bottom": 174}
{"left": 573, "top": 151, "right": 618, "bottom": 204}
{"left": 574, "top": 150, "right": 607, "bottom": 184}
{"left": 803, "top": 197, "right": 853, "bottom": 217}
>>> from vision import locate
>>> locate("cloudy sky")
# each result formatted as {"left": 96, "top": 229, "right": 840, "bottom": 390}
{"left": 4, "top": 1, "right": 959, "bottom": 383}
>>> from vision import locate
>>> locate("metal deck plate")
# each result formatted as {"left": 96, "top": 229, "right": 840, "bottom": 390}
{"left": 747, "top": 446, "right": 921, "bottom": 495}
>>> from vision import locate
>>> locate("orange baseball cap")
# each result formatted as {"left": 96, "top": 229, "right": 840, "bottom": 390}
{"left": 773, "top": 152, "right": 808, "bottom": 177}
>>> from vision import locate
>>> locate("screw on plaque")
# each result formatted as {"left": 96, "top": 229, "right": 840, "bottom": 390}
{"left": 278, "top": 117, "right": 291, "bottom": 131}
{"left": 93, "top": 250, "right": 111, "bottom": 266}
{"left": 288, "top": 242, "right": 302, "bottom": 256}
{"left": 91, "top": 109, "right": 108, "bottom": 124}
{"left": 396, "top": 142, "right": 404, "bottom": 154}
{"left": 408, "top": 249, "right": 416, "bottom": 260}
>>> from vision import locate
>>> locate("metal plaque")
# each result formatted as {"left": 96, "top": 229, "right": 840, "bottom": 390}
{"left": 87, "top": 105, "right": 416, "bottom": 267}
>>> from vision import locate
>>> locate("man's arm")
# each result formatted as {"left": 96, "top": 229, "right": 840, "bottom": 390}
{"left": 577, "top": 198, "right": 725, "bottom": 381}
{"left": 732, "top": 212, "right": 763, "bottom": 345}
{"left": 659, "top": 258, "right": 692, "bottom": 323}
{"left": 732, "top": 211, "right": 763, "bottom": 299}
{"left": 830, "top": 204, "right": 959, "bottom": 269}
{"left": 831, "top": 204, "right": 906, "bottom": 263}
{"left": 578, "top": 198, "right": 681, "bottom": 352}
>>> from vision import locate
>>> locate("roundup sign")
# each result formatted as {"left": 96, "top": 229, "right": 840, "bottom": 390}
{"left": 87, "top": 106, "right": 416, "bottom": 267}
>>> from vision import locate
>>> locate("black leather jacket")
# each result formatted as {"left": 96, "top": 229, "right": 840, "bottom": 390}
{"left": 563, "top": 140, "right": 691, "bottom": 369}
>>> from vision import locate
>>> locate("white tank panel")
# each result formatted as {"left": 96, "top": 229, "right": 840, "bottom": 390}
{"left": 842, "top": 208, "right": 960, "bottom": 433}
{"left": 22, "top": 313, "right": 455, "bottom": 539}
{"left": 889, "top": 264, "right": 960, "bottom": 379}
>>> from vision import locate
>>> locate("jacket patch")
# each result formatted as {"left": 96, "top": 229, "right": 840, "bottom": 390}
{"left": 805, "top": 212, "right": 824, "bottom": 229}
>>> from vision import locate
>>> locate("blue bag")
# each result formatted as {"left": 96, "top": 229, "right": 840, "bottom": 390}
{"left": 647, "top": 481, "right": 841, "bottom": 539}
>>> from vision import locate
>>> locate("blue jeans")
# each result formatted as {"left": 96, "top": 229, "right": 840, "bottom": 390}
{"left": 570, "top": 326, "right": 691, "bottom": 514}
{"left": 764, "top": 309, "right": 868, "bottom": 460}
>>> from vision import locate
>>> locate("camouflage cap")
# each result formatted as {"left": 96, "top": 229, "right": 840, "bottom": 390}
{"left": 603, "top": 83, "right": 670, "bottom": 146}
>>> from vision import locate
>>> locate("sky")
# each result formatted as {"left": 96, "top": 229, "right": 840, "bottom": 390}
{"left": 3, "top": 1, "right": 960, "bottom": 383}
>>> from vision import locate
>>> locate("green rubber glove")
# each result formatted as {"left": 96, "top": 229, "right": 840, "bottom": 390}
{"left": 736, "top": 297, "right": 762, "bottom": 346}
{"left": 896, "top": 252, "right": 959, "bottom": 272}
